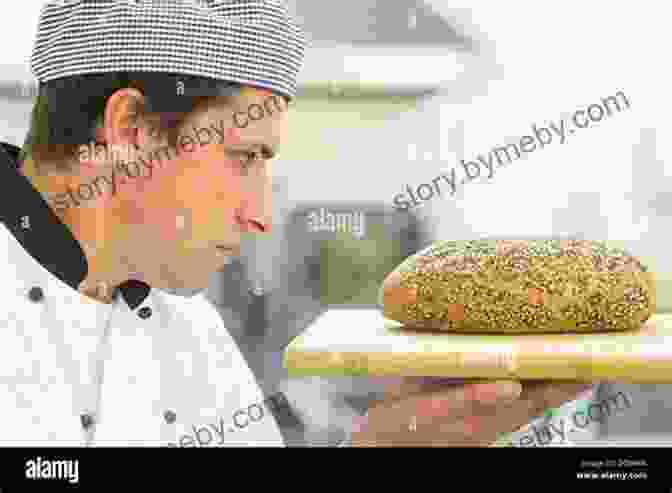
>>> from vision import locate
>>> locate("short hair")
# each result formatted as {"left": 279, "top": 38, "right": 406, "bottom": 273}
{"left": 20, "top": 72, "right": 247, "bottom": 173}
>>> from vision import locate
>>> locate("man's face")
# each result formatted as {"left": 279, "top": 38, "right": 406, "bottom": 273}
{"left": 117, "top": 87, "right": 287, "bottom": 290}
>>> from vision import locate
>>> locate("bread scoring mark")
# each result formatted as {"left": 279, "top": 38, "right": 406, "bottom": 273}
{"left": 445, "top": 303, "right": 465, "bottom": 321}
{"left": 527, "top": 287, "right": 545, "bottom": 305}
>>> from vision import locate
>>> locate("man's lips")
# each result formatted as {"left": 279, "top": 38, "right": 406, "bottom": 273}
{"left": 216, "top": 245, "right": 240, "bottom": 256}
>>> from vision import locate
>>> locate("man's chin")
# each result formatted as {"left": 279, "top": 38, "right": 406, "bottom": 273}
{"left": 161, "top": 286, "right": 207, "bottom": 297}
{"left": 147, "top": 271, "right": 212, "bottom": 297}
{"left": 156, "top": 278, "right": 209, "bottom": 297}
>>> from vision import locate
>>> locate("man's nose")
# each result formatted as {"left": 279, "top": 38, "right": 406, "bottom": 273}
{"left": 235, "top": 174, "right": 273, "bottom": 233}
{"left": 240, "top": 215, "right": 271, "bottom": 233}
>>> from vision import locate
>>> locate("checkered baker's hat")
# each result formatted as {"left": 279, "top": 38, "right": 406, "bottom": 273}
{"left": 30, "top": 0, "right": 306, "bottom": 100}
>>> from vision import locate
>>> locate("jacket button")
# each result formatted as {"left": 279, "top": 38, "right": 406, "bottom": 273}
{"left": 80, "top": 413, "right": 95, "bottom": 429}
{"left": 138, "top": 306, "right": 152, "bottom": 319}
{"left": 164, "top": 410, "right": 177, "bottom": 424}
{"left": 28, "top": 286, "right": 44, "bottom": 302}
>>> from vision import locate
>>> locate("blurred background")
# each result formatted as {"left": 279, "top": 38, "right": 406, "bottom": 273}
{"left": 1, "top": 0, "right": 670, "bottom": 446}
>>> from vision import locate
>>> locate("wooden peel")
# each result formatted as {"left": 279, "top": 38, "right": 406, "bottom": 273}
{"left": 283, "top": 310, "right": 672, "bottom": 383}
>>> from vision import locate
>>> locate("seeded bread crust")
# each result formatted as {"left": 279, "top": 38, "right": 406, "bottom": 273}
{"left": 379, "top": 239, "right": 655, "bottom": 334}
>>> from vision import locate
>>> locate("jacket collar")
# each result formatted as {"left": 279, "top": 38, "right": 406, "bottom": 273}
{"left": 0, "top": 142, "right": 150, "bottom": 309}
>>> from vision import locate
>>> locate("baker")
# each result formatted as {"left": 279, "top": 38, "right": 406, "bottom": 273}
{"left": 0, "top": 0, "right": 589, "bottom": 447}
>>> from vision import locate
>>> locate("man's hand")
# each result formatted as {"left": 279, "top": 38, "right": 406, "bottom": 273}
{"left": 349, "top": 378, "right": 592, "bottom": 447}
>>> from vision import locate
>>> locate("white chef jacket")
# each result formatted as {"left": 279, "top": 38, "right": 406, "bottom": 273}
{"left": 0, "top": 142, "right": 285, "bottom": 447}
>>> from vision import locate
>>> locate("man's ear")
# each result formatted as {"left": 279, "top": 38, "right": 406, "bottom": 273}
{"left": 101, "top": 88, "right": 146, "bottom": 149}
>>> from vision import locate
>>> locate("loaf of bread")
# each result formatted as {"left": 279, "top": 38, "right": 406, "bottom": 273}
{"left": 378, "top": 238, "right": 655, "bottom": 333}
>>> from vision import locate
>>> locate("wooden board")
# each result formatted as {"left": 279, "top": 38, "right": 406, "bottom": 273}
{"left": 283, "top": 309, "right": 672, "bottom": 383}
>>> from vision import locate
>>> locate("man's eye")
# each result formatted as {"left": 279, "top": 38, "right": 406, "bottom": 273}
{"left": 239, "top": 151, "right": 263, "bottom": 169}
